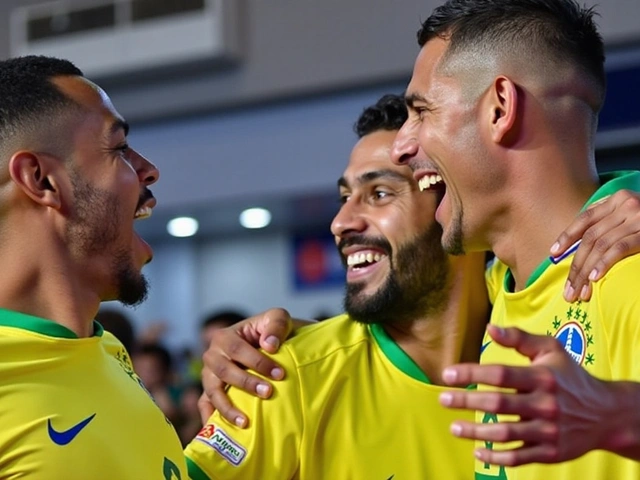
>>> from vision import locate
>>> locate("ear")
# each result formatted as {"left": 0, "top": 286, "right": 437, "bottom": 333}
{"left": 488, "top": 76, "right": 519, "bottom": 145}
{"left": 8, "top": 151, "right": 63, "bottom": 209}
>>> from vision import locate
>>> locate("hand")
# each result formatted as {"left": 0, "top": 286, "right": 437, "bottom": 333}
{"left": 551, "top": 190, "right": 640, "bottom": 302}
{"left": 438, "top": 325, "right": 627, "bottom": 466}
{"left": 199, "top": 308, "right": 293, "bottom": 428}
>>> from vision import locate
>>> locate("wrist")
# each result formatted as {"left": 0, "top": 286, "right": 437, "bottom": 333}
{"left": 599, "top": 381, "right": 640, "bottom": 455}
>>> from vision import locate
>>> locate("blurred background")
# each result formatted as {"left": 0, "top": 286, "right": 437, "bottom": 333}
{"left": 3, "top": 0, "right": 639, "bottom": 356}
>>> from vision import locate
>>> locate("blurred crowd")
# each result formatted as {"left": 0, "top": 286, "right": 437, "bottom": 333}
{"left": 95, "top": 308, "right": 246, "bottom": 446}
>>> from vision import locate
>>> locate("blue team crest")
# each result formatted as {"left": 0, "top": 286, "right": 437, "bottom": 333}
{"left": 548, "top": 301, "right": 595, "bottom": 366}
{"left": 555, "top": 322, "right": 586, "bottom": 364}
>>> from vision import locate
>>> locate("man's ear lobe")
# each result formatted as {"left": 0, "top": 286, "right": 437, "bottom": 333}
{"left": 489, "top": 76, "right": 519, "bottom": 145}
{"left": 8, "top": 151, "right": 62, "bottom": 209}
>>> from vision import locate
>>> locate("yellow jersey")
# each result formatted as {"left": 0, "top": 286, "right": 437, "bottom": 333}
{"left": 477, "top": 170, "right": 640, "bottom": 480}
{"left": 185, "top": 314, "right": 476, "bottom": 480}
{"left": 0, "top": 308, "right": 187, "bottom": 480}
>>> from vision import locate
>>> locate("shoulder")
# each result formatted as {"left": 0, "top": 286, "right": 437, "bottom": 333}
{"left": 280, "top": 314, "right": 371, "bottom": 368}
{"left": 594, "top": 254, "right": 640, "bottom": 303}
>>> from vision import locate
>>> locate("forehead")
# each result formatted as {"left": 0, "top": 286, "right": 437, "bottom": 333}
{"left": 51, "top": 75, "right": 125, "bottom": 133}
{"left": 343, "top": 130, "right": 411, "bottom": 181}
{"left": 406, "top": 37, "right": 450, "bottom": 100}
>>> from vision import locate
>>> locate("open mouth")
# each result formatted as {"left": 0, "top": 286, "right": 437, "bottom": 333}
{"left": 346, "top": 250, "right": 387, "bottom": 269}
{"left": 134, "top": 205, "right": 153, "bottom": 220}
{"left": 417, "top": 173, "right": 444, "bottom": 192}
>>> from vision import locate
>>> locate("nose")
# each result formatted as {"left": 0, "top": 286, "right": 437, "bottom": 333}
{"left": 331, "top": 198, "right": 367, "bottom": 239}
{"left": 130, "top": 149, "right": 160, "bottom": 186}
{"left": 391, "top": 121, "right": 419, "bottom": 166}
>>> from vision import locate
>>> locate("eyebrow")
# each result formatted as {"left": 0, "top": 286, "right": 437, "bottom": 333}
{"left": 404, "top": 92, "right": 430, "bottom": 109}
{"left": 337, "top": 169, "right": 409, "bottom": 189}
{"left": 109, "top": 118, "right": 130, "bottom": 137}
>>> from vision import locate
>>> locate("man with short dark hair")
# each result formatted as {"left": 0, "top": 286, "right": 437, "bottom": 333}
{"left": 392, "top": 0, "right": 640, "bottom": 478}
{"left": 0, "top": 56, "right": 187, "bottom": 479}
{"left": 185, "top": 94, "right": 489, "bottom": 479}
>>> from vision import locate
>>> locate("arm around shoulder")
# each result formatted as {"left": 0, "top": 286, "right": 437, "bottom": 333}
{"left": 185, "top": 347, "right": 303, "bottom": 480}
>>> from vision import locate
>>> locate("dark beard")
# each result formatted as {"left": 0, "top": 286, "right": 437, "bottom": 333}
{"left": 67, "top": 171, "right": 149, "bottom": 306}
{"left": 112, "top": 249, "right": 149, "bottom": 306}
{"left": 442, "top": 202, "right": 465, "bottom": 255}
{"left": 342, "top": 222, "right": 450, "bottom": 325}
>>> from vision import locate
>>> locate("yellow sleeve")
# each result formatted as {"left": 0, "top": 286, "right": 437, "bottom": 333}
{"left": 184, "top": 346, "right": 303, "bottom": 480}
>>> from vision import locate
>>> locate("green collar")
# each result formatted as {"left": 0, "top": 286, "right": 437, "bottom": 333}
{"left": 505, "top": 170, "right": 640, "bottom": 291}
{"left": 369, "top": 323, "right": 475, "bottom": 389}
{"left": 0, "top": 308, "right": 104, "bottom": 339}
{"left": 370, "top": 322, "right": 431, "bottom": 383}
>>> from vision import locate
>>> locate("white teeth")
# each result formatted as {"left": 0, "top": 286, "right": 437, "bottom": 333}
{"left": 346, "top": 251, "right": 386, "bottom": 267}
{"left": 134, "top": 205, "right": 152, "bottom": 219}
{"left": 418, "top": 174, "right": 443, "bottom": 191}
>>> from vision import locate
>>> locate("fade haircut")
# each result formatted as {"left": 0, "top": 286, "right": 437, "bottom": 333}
{"left": 417, "top": 0, "right": 606, "bottom": 112}
{"left": 353, "top": 94, "right": 408, "bottom": 139}
{"left": 0, "top": 56, "right": 84, "bottom": 149}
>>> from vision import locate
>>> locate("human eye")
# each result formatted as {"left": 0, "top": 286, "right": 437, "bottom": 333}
{"left": 338, "top": 190, "right": 351, "bottom": 205}
{"left": 415, "top": 106, "right": 430, "bottom": 120}
{"left": 112, "top": 143, "right": 132, "bottom": 161}
{"left": 372, "top": 187, "right": 393, "bottom": 202}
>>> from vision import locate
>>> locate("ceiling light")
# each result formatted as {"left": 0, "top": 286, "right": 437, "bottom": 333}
{"left": 167, "top": 216, "right": 199, "bottom": 237}
{"left": 239, "top": 207, "right": 271, "bottom": 229}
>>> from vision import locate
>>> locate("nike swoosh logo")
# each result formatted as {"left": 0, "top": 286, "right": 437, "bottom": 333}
{"left": 480, "top": 341, "right": 492, "bottom": 354}
{"left": 386, "top": 476, "right": 394, "bottom": 480}
{"left": 48, "top": 413, "right": 96, "bottom": 445}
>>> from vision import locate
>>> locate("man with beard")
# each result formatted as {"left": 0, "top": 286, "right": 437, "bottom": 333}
{"left": 0, "top": 56, "right": 187, "bottom": 478}
{"left": 185, "top": 94, "right": 490, "bottom": 479}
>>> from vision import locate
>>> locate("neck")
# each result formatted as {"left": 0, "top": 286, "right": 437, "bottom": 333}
{"left": 383, "top": 252, "right": 490, "bottom": 385}
{"left": 489, "top": 157, "right": 598, "bottom": 290}
{"left": 0, "top": 225, "right": 100, "bottom": 337}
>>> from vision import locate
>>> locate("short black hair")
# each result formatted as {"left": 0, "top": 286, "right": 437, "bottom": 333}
{"left": 201, "top": 310, "right": 247, "bottom": 330}
{"left": 95, "top": 309, "right": 136, "bottom": 354}
{"left": 0, "top": 55, "right": 84, "bottom": 146}
{"left": 353, "top": 94, "right": 408, "bottom": 138}
{"left": 417, "top": 0, "right": 605, "bottom": 110}
{"left": 135, "top": 343, "right": 173, "bottom": 376}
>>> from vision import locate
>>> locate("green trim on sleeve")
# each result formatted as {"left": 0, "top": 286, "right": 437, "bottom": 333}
{"left": 370, "top": 323, "right": 431, "bottom": 384}
{"left": 186, "top": 456, "right": 211, "bottom": 480}
{"left": 0, "top": 308, "right": 104, "bottom": 339}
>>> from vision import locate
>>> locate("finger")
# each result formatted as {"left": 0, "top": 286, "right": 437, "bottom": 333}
{"left": 209, "top": 328, "right": 284, "bottom": 380}
{"left": 565, "top": 220, "right": 630, "bottom": 301}
{"left": 197, "top": 392, "right": 214, "bottom": 425}
{"left": 440, "top": 389, "right": 558, "bottom": 419}
{"left": 256, "top": 308, "right": 293, "bottom": 355}
{"left": 202, "top": 349, "right": 274, "bottom": 397}
{"left": 200, "top": 387, "right": 248, "bottom": 429}
{"left": 487, "top": 326, "right": 561, "bottom": 360}
{"left": 475, "top": 442, "right": 561, "bottom": 466}
{"left": 441, "top": 363, "right": 549, "bottom": 392}
{"left": 550, "top": 196, "right": 612, "bottom": 256}
{"left": 580, "top": 230, "right": 640, "bottom": 284}
{"left": 450, "top": 418, "right": 558, "bottom": 445}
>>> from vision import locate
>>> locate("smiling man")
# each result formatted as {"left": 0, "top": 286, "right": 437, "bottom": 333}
{"left": 185, "top": 94, "right": 490, "bottom": 479}
{"left": 392, "top": 0, "right": 640, "bottom": 478}
{"left": 0, "top": 56, "right": 187, "bottom": 479}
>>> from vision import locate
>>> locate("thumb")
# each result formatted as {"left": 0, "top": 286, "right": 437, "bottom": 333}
{"left": 487, "top": 325, "right": 560, "bottom": 361}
